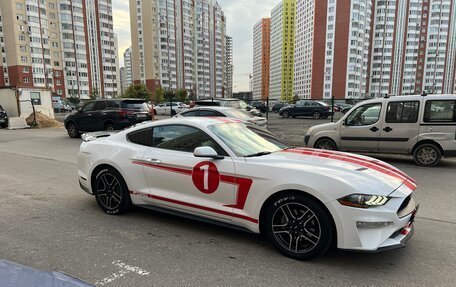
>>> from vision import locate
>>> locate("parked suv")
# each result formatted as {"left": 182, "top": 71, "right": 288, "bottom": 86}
{"left": 279, "top": 100, "right": 333, "bottom": 119}
{"left": 64, "top": 99, "right": 151, "bottom": 138}
{"left": 305, "top": 94, "right": 456, "bottom": 166}
{"left": 0, "top": 105, "right": 8, "bottom": 128}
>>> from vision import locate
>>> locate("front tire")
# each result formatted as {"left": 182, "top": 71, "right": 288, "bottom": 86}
{"left": 265, "top": 192, "right": 334, "bottom": 260}
{"left": 94, "top": 168, "right": 132, "bottom": 215}
{"left": 66, "top": 122, "right": 80, "bottom": 138}
{"left": 314, "top": 138, "right": 337, "bottom": 151}
{"left": 282, "top": 111, "right": 290, "bottom": 118}
{"left": 413, "top": 143, "right": 442, "bottom": 167}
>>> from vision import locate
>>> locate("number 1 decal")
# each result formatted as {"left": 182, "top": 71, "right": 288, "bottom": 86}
{"left": 191, "top": 161, "right": 254, "bottom": 210}
{"left": 192, "top": 161, "right": 220, "bottom": 194}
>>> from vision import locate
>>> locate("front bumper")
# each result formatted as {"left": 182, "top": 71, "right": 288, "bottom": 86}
{"left": 325, "top": 191, "right": 418, "bottom": 252}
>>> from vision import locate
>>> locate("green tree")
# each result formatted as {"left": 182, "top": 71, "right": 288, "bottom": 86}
{"left": 176, "top": 88, "right": 188, "bottom": 103}
{"left": 123, "top": 84, "right": 152, "bottom": 100}
{"left": 155, "top": 86, "right": 164, "bottom": 103}
{"left": 291, "top": 95, "right": 299, "bottom": 104}
{"left": 67, "top": 96, "right": 80, "bottom": 107}
{"left": 163, "top": 88, "right": 175, "bottom": 102}
{"left": 89, "top": 87, "right": 99, "bottom": 100}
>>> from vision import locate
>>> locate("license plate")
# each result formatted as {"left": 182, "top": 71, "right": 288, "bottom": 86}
{"left": 136, "top": 114, "right": 147, "bottom": 119}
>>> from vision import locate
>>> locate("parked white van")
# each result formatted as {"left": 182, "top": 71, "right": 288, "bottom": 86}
{"left": 304, "top": 94, "right": 456, "bottom": 166}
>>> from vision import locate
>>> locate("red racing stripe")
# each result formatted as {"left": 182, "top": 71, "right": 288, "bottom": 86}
{"left": 133, "top": 161, "right": 192, "bottom": 176}
{"left": 130, "top": 190, "right": 259, "bottom": 223}
{"left": 283, "top": 149, "right": 417, "bottom": 190}
{"left": 298, "top": 148, "right": 417, "bottom": 185}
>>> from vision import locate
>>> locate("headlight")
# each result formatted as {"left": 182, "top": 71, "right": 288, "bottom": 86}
{"left": 338, "top": 194, "right": 390, "bottom": 209}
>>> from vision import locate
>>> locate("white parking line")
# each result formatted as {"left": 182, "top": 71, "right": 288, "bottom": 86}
{"left": 95, "top": 260, "right": 150, "bottom": 286}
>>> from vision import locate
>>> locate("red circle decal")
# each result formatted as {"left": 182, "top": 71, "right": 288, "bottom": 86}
{"left": 192, "top": 161, "right": 220, "bottom": 194}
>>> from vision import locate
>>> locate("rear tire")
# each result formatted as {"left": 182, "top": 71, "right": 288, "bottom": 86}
{"left": 94, "top": 167, "right": 132, "bottom": 215}
{"left": 413, "top": 143, "right": 441, "bottom": 167}
{"left": 104, "top": 122, "right": 116, "bottom": 131}
{"left": 265, "top": 192, "right": 334, "bottom": 260}
{"left": 66, "top": 122, "right": 80, "bottom": 138}
{"left": 312, "top": 111, "right": 321, "bottom": 120}
{"left": 0, "top": 123, "right": 7, "bottom": 129}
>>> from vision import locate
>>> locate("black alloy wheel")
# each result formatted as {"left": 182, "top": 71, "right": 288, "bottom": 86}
{"left": 265, "top": 193, "right": 334, "bottom": 260}
{"left": 94, "top": 168, "right": 132, "bottom": 215}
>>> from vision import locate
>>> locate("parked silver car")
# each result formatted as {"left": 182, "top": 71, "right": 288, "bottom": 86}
{"left": 176, "top": 106, "right": 267, "bottom": 128}
{"left": 305, "top": 94, "right": 456, "bottom": 166}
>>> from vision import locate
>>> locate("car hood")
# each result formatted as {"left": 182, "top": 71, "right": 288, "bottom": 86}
{"left": 0, "top": 260, "right": 94, "bottom": 287}
{"left": 246, "top": 148, "right": 416, "bottom": 197}
{"left": 306, "top": 122, "right": 339, "bottom": 135}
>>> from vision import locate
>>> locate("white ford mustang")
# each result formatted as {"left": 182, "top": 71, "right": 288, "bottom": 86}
{"left": 78, "top": 117, "right": 418, "bottom": 260}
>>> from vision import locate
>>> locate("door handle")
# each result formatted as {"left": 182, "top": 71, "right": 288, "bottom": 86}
{"left": 383, "top": 127, "right": 393, "bottom": 132}
{"left": 87, "top": 113, "right": 92, "bottom": 116}
{"left": 370, "top": 126, "right": 379, "bottom": 132}
{"left": 146, "top": 158, "right": 161, "bottom": 164}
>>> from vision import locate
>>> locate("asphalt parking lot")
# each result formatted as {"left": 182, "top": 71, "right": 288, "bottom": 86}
{"left": 1, "top": 125, "right": 455, "bottom": 286}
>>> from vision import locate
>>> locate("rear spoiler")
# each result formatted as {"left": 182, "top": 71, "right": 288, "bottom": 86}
{"left": 81, "top": 131, "right": 117, "bottom": 142}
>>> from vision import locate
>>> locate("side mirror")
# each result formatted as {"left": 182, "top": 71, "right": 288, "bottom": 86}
{"left": 193, "top": 146, "right": 224, "bottom": 160}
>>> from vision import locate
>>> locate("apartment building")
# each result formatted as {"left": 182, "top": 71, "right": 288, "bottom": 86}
{"left": 130, "top": 0, "right": 228, "bottom": 99}
{"left": 123, "top": 46, "right": 132, "bottom": 89}
{"left": 252, "top": 18, "right": 271, "bottom": 101}
{"left": 270, "top": 0, "right": 296, "bottom": 101}
{"left": 369, "top": 0, "right": 456, "bottom": 97}
{"left": 293, "top": 0, "right": 373, "bottom": 100}
{"left": 225, "top": 35, "right": 233, "bottom": 98}
{"left": 0, "top": 0, "right": 118, "bottom": 99}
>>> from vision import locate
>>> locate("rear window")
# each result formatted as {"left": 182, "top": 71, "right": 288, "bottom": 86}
{"left": 121, "top": 100, "right": 148, "bottom": 111}
{"left": 424, "top": 100, "right": 456, "bottom": 122}
{"left": 223, "top": 101, "right": 241, "bottom": 109}
{"left": 195, "top": 101, "right": 221, "bottom": 106}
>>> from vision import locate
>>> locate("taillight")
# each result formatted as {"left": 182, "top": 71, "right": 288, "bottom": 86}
{"left": 119, "top": 109, "right": 134, "bottom": 119}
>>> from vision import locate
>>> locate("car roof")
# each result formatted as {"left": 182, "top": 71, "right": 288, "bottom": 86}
{"left": 186, "top": 106, "right": 236, "bottom": 112}
{"left": 358, "top": 94, "right": 456, "bottom": 105}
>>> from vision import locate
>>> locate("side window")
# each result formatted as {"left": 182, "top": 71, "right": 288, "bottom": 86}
{"left": 106, "top": 101, "right": 120, "bottom": 109}
{"left": 424, "top": 100, "right": 456, "bottom": 122}
{"left": 346, "top": 103, "right": 382, "bottom": 126}
{"left": 198, "top": 110, "right": 225, "bottom": 117}
{"left": 386, "top": 101, "right": 420, "bottom": 123}
{"left": 94, "top": 101, "right": 107, "bottom": 111}
{"left": 82, "top": 102, "right": 95, "bottom": 113}
{"left": 152, "top": 125, "right": 227, "bottom": 155}
{"left": 127, "top": 128, "right": 153, "bottom": 147}
{"left": 181, "top": 110, "right": 198, "bottom": 117}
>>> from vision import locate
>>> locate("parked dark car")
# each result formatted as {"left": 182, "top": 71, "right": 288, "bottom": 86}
{"left": 272, "top": 102, "right": 288, "bottom": 113}
{"left": 279, "top": 100, "right": 333, "bottom": 119}
{"left": 0, "top": 105, "right": 8, "bottom": 128}
{"left": 340, "top": 104, "right": 354, "bottom": 114}
{"left": 251, "top": 101, "right": 268, "bottom": 113}
{"left": 64, "top": 99, "right": 152, "bottom": 138}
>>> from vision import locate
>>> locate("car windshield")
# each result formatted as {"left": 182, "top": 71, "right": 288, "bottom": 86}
{"left": 224, "top": 109, "right": 254, "bottom": 120}
{"left": 209, "top": 123, "right": 289, "bottom": 157}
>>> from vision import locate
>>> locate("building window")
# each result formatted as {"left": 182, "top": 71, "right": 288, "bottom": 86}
{"left": 30, "top": 92, "right": 41, "bottom": 105}
{"left": 23, "top": 77, "right": 30, "bottom": 83}
{"left": 16, "top": 3, "right": 22, "bottom": 10}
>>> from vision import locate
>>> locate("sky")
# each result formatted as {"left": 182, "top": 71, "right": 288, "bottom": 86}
{"left": 112, "top": 0, "right": 278, "bottom": 92}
